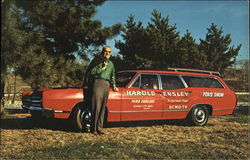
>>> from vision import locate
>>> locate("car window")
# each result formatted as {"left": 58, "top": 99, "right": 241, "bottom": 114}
{"left": 131, "top": 74, "right": 159, "bottom": 89}
{"left": 116, "top": 72, "right": 136, "bottom": 87}
{"left": 182, "top": 76, "right": 224, "bottom": 88}
{"left": 161, "top": 75, "right": 185, "bottom": 90}
{"left": 131, "top": 76, "right": 140, "bottom": 88}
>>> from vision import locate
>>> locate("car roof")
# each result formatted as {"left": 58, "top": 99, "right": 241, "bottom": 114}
{"left": 119, "top": 70, "right": 221, "bottom": 78}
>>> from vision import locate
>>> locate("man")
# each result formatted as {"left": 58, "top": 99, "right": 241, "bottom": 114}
{"left": 83, "top": 46, "right": 118, "bottom": 135}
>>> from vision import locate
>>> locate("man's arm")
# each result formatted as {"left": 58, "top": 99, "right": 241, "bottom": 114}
{"left": 82, "top": 55, "right": 101, "bottom": 88}
{"left": 110, "top": 62, "right": 119, "bottom": 92}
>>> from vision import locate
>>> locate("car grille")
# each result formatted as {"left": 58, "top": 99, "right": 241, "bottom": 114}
{"left": 22, "top": 91, "right": 43, "bottom": 108}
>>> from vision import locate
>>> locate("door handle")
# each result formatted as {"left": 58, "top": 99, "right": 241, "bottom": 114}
{"left": 186, "top": 91, "right": 192, "bottom": 93}
{"left": 155, "top": 91, "right": 162, "bottom": 94}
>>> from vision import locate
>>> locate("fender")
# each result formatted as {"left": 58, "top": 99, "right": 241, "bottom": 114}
{"left": 187, "top": 104, "right": 213, "bottom": 118}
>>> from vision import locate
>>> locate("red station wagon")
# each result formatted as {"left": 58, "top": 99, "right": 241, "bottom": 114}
{"left": 22, "top": 68, "right": 237, "bottom": 131}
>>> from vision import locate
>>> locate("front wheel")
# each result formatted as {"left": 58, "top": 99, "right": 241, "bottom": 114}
{"left": 72, "top": 106, "right": 91, "bottom": 132}
{"left": 188, "top": 105, "right": 209, "bottom": 126}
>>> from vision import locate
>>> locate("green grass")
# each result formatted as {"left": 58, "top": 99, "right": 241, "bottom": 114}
{"left": 1, "top": 114, "right": 249, "bottom": 159}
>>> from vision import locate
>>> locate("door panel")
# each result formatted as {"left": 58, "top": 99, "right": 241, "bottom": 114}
{"left": 160, "top": 75, "right": 190, "bottom": 119}
{"left": 121, "top": 74, "right": 163, "bottom": 121}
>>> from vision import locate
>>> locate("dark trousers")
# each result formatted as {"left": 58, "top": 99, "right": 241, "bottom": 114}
{"left": 90, "top": 79, "right": 110, "bottom": 131}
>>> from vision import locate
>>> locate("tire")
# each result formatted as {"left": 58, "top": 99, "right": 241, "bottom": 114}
{"left": 72, "top": 105, "right": 91, "bottom": 132}
{"left": 188, "top": 105, "right": 209, "bottom": 126}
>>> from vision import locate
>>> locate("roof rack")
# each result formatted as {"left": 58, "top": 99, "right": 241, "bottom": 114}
{"left": 168, "top": 68, "right": 221, "bottom": 76}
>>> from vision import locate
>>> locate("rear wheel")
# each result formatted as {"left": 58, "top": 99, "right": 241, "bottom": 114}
{"left": 188, "top": 105, "right": 209, "bottom": 126}
{"left": 72, "top": 105, "right": 91, "bottom": 132}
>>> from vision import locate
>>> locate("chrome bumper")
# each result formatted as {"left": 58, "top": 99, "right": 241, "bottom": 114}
{"left": 22, "top": 105, "right": 70, "bottom": 113}
{"left": 22, "top": 105, "right": 43, "bottom": 111}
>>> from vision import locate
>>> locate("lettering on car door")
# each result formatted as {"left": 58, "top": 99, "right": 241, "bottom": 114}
{"left": 121, "top": 74, "right": 163, "bottom": 121}
{"left": 160, "top": 74, "right": 189, "bottom": 118}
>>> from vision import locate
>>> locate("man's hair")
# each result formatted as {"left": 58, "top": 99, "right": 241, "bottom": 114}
{"left": 102, "top": 46, "right": 111, "bottom": 54}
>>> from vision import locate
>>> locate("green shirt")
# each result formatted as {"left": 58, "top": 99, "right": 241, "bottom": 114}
{"left": 84, "top": 54, "right": 116, "bottom": 87}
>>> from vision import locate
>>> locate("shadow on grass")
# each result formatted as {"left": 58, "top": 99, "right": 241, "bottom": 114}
{"left": 0, "top": 116, "right": 73, "bottom": 132}
{"left": 233, "top": 106, "right": 249, "bottom": 115}
{"left": 1, "top": 108, "right": 190, "bottom": 132}
{"left": 105, "top": 118, "right": 189, "bottom": 128}
{"left": 3, "top": 107, "right": 224, "bottom": 132}
{"left": 1, "top": 116, "right": 189, "bottom": 132}
{"left": 1, "top": 108, "right": 73, "bottom": 132}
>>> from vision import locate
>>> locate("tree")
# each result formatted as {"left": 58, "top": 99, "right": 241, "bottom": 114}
{"left": 199, "top": 23, "right": 241, "bottom": 73}
{"left": 146, "top": 10, "right": 179, "bottom": 68}
{"left": 115, "top": 15, "right": 151, "bottom": 69}
{"left": 1, "top": 0, "right": 29, "bottom": 106}
{"left": 16, "top": 0, "right": 121, "bottom": 87}
{"left": 1, "top": 0, "right": 121, "bottom": 105}
{"left": 115, "top": 10, "right": 180, "bottom": 70}
{"left": 176, "top": 30, "right": 208, "bottom": 69}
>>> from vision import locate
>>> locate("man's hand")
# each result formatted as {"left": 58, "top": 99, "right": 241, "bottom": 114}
{"left": 102, "top": 61, "right": 107, "bottom": 70}
{"left": 113, "top": 86, "right": 119, "bottom": 92}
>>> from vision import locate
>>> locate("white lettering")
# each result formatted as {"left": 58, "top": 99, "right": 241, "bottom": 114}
{"left": 136, "top": 91, "right": 141, "bottom": 96}
{"left": 203, "top": 92, "right": 213, "bottom": 97}
{"left": 131, "top": 100, "right": 140, "bottom": 103}
{"left": 163, "top": 92, "right": 189, "bottom": 97}
{"left": 131, "top": 91, "right": 137, "bottom": 96}
{"left": 126, "top": 91, "right": 156, "bottom": 96}
{"left": 141, "top": 91, "right": 147, "bottom": 96}
{"left": 169, "top": 105, "right": 187, "bottom": 109}
{"left": 214, "top": 93, "right": 224, "bottom": 98}
{"left": 202, "top": 92, "right": 224, "bottom": 98}
{"left": 150, "top": 91, "right": 156, "bottom": 96}
{"left": 127, "top": 91, "right": 131, "bottom": 96}
{"left": 141, "top": 100, "right": 155, "bottom": 103}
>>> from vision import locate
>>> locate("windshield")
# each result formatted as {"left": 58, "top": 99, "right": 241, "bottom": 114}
{"left": 116, "top": 72, "right": 136, "bottom": 87}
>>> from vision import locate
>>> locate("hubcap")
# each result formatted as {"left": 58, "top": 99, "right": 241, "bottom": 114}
{"left": 194, "top": 108, "right": 206, "bottom": 123}
{"left": 80, "top": 109, "right": 91, "bottom": 126}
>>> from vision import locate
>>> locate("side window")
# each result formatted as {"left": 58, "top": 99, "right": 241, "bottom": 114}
{"left": 131, "top": 74, "right": 159, "bottom": 89}
{"left": 141, "top": 74, "right": 159, "bottom": 89}
{"left": 116, "top": 72, "right": 136, "bottom": 87}
{"left": 131, "top": 76, "right": 140, "bottom": 88}
{"left": 161, "top": 75, "right": 185, "bottom": 90}
{"left": 182, "top": 76, "right": 224, "bottom": 88}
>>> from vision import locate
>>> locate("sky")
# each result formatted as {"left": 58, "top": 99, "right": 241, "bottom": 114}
{"left": 94, "top": 0, "right": 249, "bottom": 61}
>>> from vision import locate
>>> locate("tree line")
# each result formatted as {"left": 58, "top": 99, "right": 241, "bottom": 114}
{"left": 114, "top": 10, "right": 241, "bottom": 72}
{"left": 1, "top": 0, "right": 243, "bottom": 106}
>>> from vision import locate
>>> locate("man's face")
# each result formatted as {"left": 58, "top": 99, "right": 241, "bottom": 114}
{"left": 103, "top": 47, "right": 112, "bottom": 59}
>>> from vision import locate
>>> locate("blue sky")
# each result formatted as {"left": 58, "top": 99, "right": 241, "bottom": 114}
{"left": 94, "top": 0, "right": 249, "bottom": 61}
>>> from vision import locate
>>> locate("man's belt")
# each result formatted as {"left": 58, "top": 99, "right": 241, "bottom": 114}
{"left": 95, "top": 78, "right": 110, "bottom": 82}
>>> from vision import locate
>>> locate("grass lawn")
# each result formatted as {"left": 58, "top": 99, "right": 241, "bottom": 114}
{"left": 1, "top": 113, "right": 249, "bottom": 159}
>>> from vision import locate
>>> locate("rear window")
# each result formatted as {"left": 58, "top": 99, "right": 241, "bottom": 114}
{"left": 182, "top": 76, "right": 224, "bottom": 88}
{"left": 116, "top": 72, "right": 136, "bottom": 87}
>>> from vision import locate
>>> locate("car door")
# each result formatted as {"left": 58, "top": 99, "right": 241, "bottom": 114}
{"left": 121, "top": 73, "right": 163, "bottom": 121}
{"left": 160, "top": 74, "right": 190, "bottom": 119}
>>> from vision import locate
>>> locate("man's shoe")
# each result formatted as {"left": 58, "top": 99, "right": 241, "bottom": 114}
{"left": 90, "top": 130, "right": 98, "bottom": 135}
{"left": 97, "top": 130, "right": 105, "bottom": 135}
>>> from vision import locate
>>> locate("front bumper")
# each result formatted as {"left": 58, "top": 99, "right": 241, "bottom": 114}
{"left": 22, "top": 105, "right": 70, "bottom": 118}
{"left": 22, "top": 105, "right": 43, "bottom": 111}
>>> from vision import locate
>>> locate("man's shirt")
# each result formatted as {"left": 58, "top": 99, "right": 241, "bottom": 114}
{"left": 84, "top": 54, "right": 116, "bottom": 87}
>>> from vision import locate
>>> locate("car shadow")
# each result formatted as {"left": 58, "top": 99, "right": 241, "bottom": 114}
{"left": 1, "top": 114, "right": 189, "bottom": 132}
{"left": 1, "top": 115, "right": 73, "bottom": 132}
{"left": 4, "top": 107, "right": 231, "bottom": 132}
{"left": 233, "top": 106, "right": 249, "bottom": 115}
{"left": 105, "top": 119, "right": 189, "bottom": 128}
